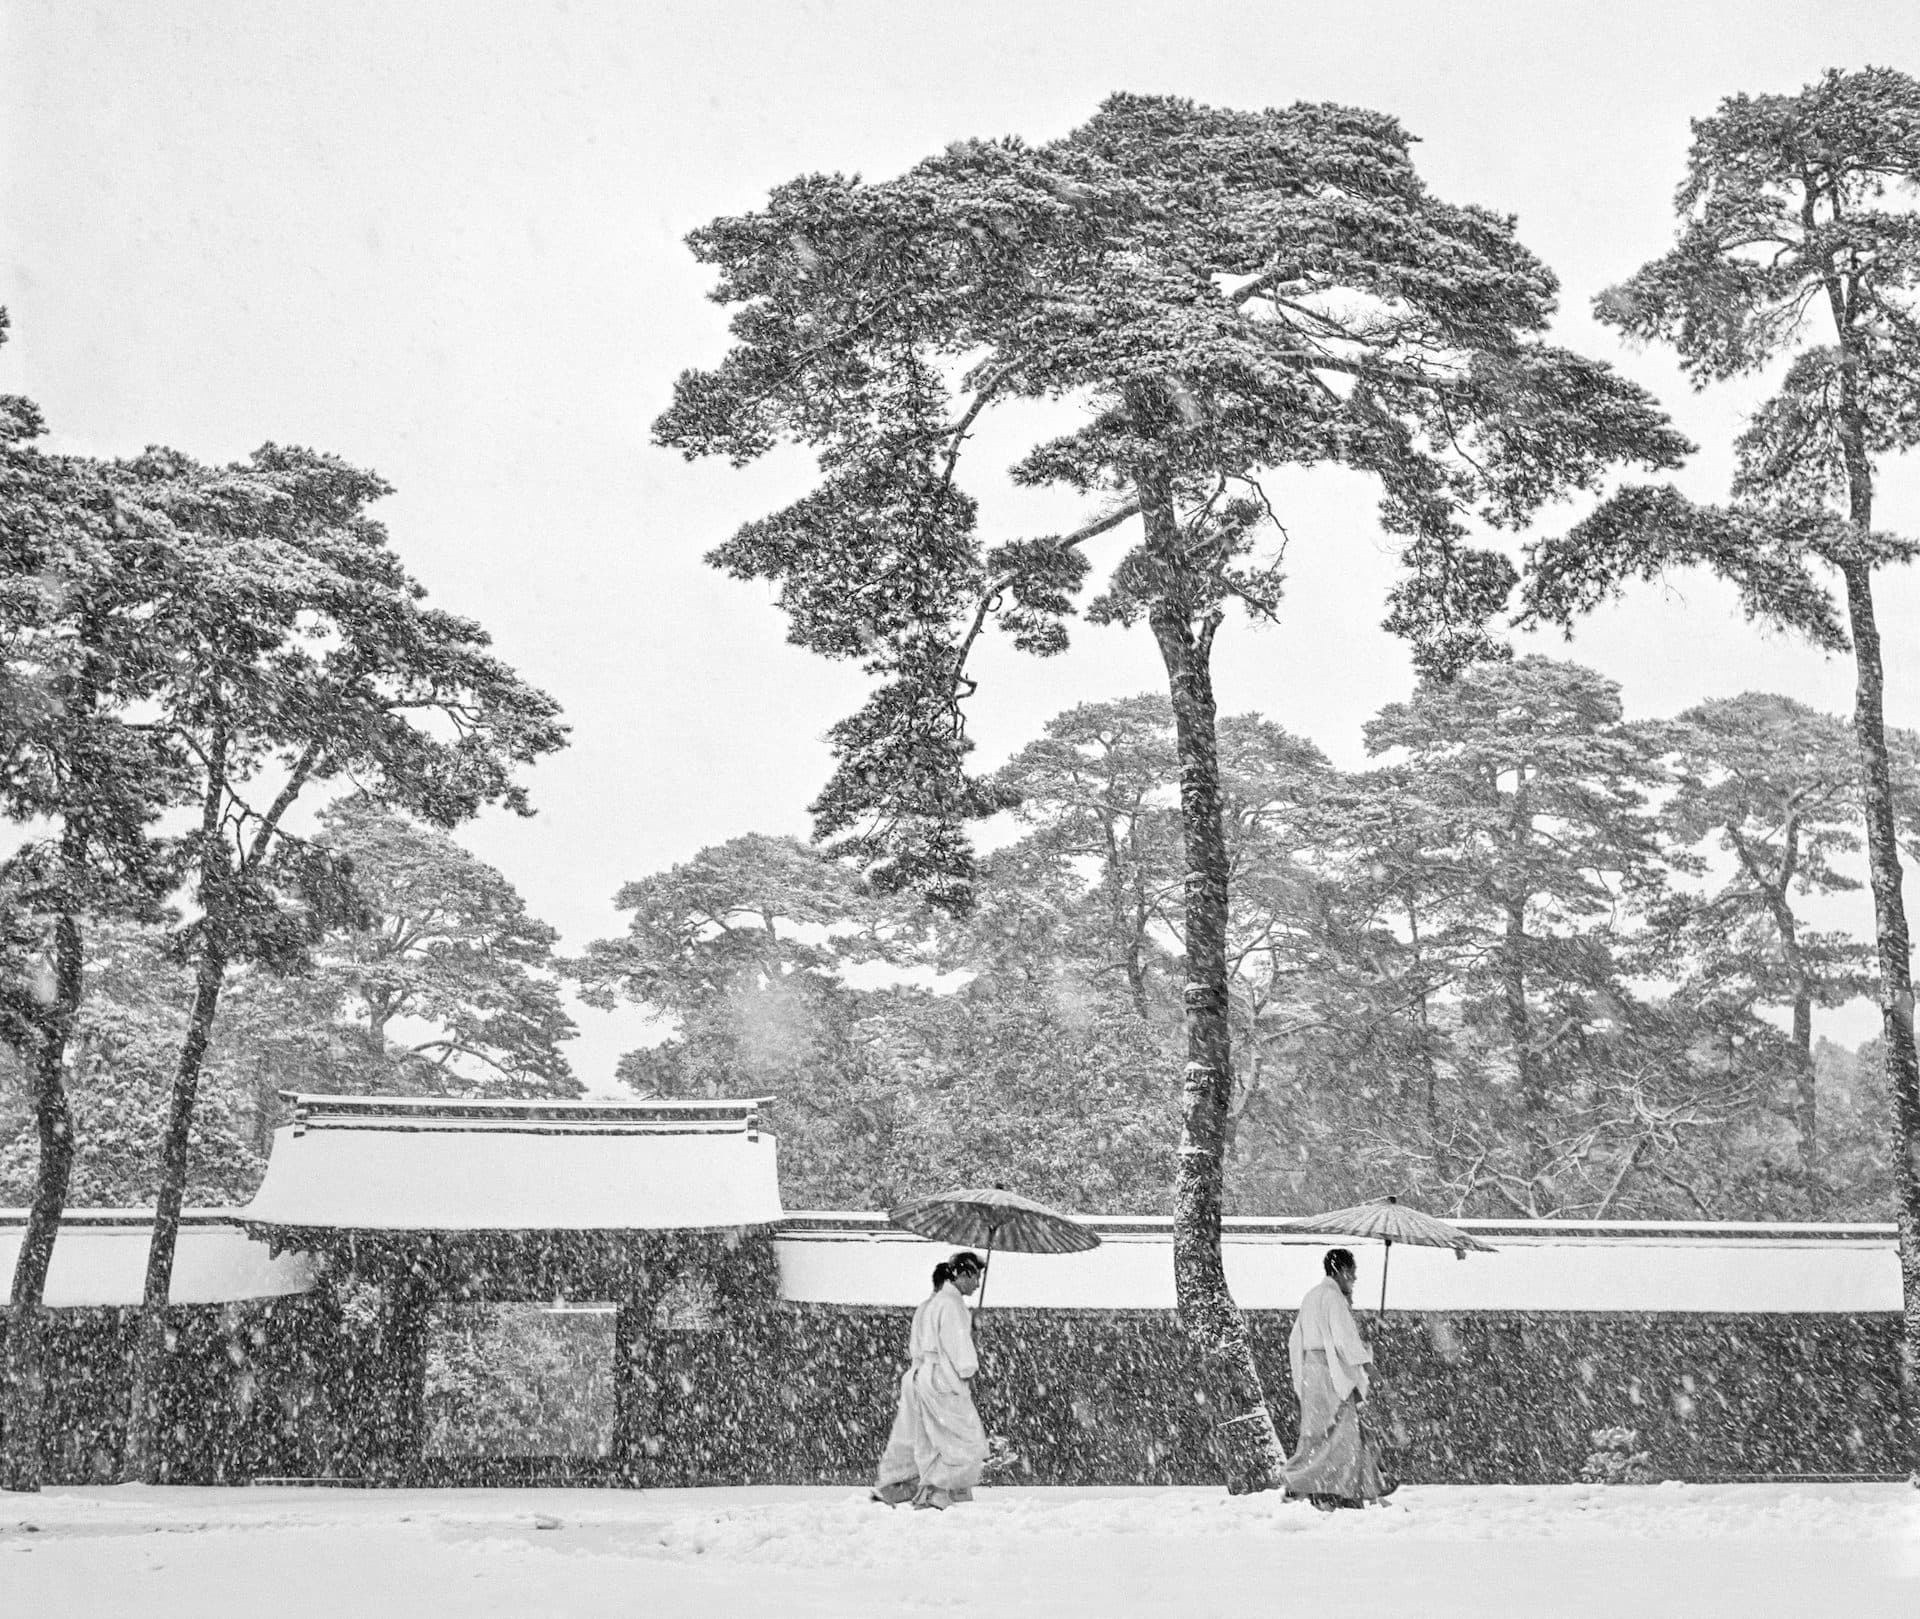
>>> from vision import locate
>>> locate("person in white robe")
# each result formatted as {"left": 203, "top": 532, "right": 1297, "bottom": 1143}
{"left": 1282, "top": 1246, "right": 1389, "bottom": 1509}
{"left": 871, "top": 1250, "right": 990, "bottom": 1510}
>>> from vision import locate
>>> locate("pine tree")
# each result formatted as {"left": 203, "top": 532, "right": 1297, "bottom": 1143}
{"left": 112, "top": 443, "right": 567, "bottom": 1481}
{"left": 1655, "top": 695, "right": 1877, "bottom": 1202}
{"left": 654, "top": 95, "right": 1684, "bottom": 1489}
{"left": 1525, "top": 69, "right": 1920, "bottom": 1463}
{"left": 0, "top": 342, "right": 181, "bottom": 1490}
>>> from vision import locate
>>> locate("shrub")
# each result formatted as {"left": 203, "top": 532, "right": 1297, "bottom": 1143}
{"left": 1580, "top": 1425, "right": 1658, "bottom": 1484}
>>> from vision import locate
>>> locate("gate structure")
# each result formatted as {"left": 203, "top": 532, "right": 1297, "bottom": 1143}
{"left": 240, "top": 1093, "right": 783, "bottom": 1484}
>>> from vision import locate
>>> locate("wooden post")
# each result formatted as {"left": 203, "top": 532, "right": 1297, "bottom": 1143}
{"left": 375, "top": 1272, "right": 430, "bottom": 1485}
{"left": 613, "top": 1247, "right": 659, "bottom": 1488}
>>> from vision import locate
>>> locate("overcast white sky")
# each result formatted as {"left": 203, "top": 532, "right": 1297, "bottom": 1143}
{"left": 6, "top": 1, "right": 1920, "bottom": 1078}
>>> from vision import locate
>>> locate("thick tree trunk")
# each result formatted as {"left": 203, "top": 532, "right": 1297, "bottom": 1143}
{"left": 0, "top": 911, "right": 84, "bottom": 1493}
{"left": 1146, "top": 575, "right": 1288, "bottom": 1494}
{"left": 1838, "top": 558, "right": 1920, "bottom": 1475}
{"left": 124, "top": 937, "right": 231, "bottom": 1483}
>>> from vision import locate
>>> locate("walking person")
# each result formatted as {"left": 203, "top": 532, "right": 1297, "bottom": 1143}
{"left": 1282, "top": 1247, "right": 1391, "bottom": 1510}
{"left": 872, "top": 1250, "right": 990, "bottom": 1510}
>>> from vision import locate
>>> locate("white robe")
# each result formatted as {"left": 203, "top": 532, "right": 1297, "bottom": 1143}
{"left": 873, "top": 1282, "right": 988, "bottom": 1494}
{"left": 1287, "top": 1276, "right": 1373, "bottom": 1404}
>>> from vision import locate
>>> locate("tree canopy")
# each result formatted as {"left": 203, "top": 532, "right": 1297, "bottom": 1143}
{"left": 658, "top": 92, "right": 1689, "bottom": 905}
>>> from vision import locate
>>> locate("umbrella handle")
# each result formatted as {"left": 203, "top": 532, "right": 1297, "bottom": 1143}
{"left": 1379, "top": 1238, "right": 1392, "bottom": 1319}
{"left": 976, "top": 1238, "right": 994, "bottom": 1315}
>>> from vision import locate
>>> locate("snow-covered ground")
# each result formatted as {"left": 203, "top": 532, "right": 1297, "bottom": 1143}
{"left": 4, "top": 1482, "right": 1916, "bottom": 1618}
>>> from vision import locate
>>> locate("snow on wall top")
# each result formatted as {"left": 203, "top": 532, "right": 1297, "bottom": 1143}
{"left": 0, "top": 1211, "right": 319, "bottom": 1307}
{"left": 239, "top": 1094, "right": 785, "bottom": 1232}
{"left": 771, "top": 1215, "right": 1903, "bottom": 1314}
{"left": 0, "top": 1206, "right": 1902, "bottom": 1311}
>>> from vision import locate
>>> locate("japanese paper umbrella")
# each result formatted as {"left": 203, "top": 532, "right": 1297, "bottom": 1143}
{"left": 1288, "top": 1195, "right": 1496, "bottom": 1316}
{"left": 886, "top": 1185, "right": 1101, "bottom": 1311}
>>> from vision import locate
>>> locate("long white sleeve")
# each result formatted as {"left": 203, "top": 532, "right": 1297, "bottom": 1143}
{"left": 1293, "top": 1277, "right": 1372, "bottom": 1401}
{"left": 932, "top": 1286, "right": 978, "bottom": 1379}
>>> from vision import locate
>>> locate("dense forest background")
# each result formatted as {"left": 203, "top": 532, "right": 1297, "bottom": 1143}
{"left": 5, "top": 657, "right": 1907, "bottom": 1222}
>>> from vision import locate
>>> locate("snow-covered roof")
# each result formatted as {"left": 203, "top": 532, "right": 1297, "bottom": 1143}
{"left": 0, "top": 1211, "right": 319, "bottom": 1307}
{"left": 773, "top": 1214, "right": 1903, "bottom": 1314}
{"left": 239, "top": 1094, "right": 785, "bottom": 1232}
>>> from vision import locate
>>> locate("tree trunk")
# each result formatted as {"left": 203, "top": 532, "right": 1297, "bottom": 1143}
{"left": 1501, "top": 764, "right": 1539, "bottom": 1094}
{"left": 1145, "top": 565, "right": 1288, "bottom": 1494}
{"left": 1104, "top": 823, "right": 1151, "bottom": 1019}
{"left": 1730, "top": 823, "right": 1821, "bottom": 1201}
{"left": 124, "top": 935, "right": 231, "bottom": 1483}
{"left": 5, "top": 606, "right": 112, "bottom": 1494}
{"left": 1787, "top": 980, "right": 1820, "bottom": 1210}
{"left": 1406, "top": 896, "right": 1447, "bottom": 1169}
{"left": 1131, "top": 861, "right": 1156, "bottom": 1019}
{"left": 250, "top": 1061, "right": 278, "bottom": 1155}
{"left": 0, "top": 910, "right": 84, "bottom": 1493}
{"left": 1501, "top": 765, "right": 1548, "bottom": 1207}
{"left": 1838, "top": 557, "right": 1920, "bottom": 1475}
{"left": 1500, "top": 897, "right": 1533, "bottom": 1093}
{"left": 1762, "top": 875, "right": 1820, "bottom": 1201}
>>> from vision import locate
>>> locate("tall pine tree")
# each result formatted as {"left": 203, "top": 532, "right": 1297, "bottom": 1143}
{"left": 655, "top": 95, "right": 1684, "bottom": 1489}
{"left": 1526, "top": 69, "right": 1920, "bottom": 1464}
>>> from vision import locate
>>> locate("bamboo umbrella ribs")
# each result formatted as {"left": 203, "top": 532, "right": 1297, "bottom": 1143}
{"left": 1289, "top": 1195, "right": 1497, "bottom": 1316}
{"left": 887, "top": 1185, "right": 1101, "bottom": 1311}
